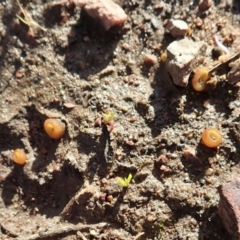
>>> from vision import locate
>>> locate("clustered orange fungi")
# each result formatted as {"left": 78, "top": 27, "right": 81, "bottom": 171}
{"left": 201, "top": 128, "right": 222, "bottom": 148}
{"left": 192, "top": 67, "right": 210, "bottom": 91}
{"left": 44, "top": 118, "right": 66, "bottom": 139}
{"left": 12, "top": 149, "right": 27, "bottom": 165}
{"left": 12, "top": 119, "right": 66, "bottom": 165}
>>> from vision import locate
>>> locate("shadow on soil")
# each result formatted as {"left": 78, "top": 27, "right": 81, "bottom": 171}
{"left": 44, "top": 3, "right": 125, "bottom": 79}
{"left": 74, "top": 124, "right": 113, "bottom": 182}
{"left": 1, "top": 161, "right": 83, "bottom": 218}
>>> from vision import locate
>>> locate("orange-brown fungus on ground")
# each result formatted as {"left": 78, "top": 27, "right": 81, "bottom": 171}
{"left": 201, "top": 128, "right": 222, "bottom": 148}
{"left": 12, "top": 149, "right": 27, "bottom": 165}
{"left": 44, "top": 118, "right": 66, "bottom": 139}
{"left": 192, "top": 67, "right": 210, "bottom": 91}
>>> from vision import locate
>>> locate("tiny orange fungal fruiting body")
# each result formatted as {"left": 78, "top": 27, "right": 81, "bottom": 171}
{"left": 12, "top": 149, "right": 27, "bottom": 165}
{"left": 201, "top": 128, "right": 222, "bottom": 148}
{"left": 192, "top": 67, "right": 210, "bottom": 91}
{"left": 44, "top": 118, "right": 66, "bottom": 139}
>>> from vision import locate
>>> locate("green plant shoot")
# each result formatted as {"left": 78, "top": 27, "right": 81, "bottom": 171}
{"left": 117, "top": 173, "right": 132, "bottom": 187}
{"left": 102, "top": 110, "right": 114, "bottom": 124}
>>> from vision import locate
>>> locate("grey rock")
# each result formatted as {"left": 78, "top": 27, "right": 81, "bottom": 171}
{"left": 151, "top": 17, "right": 161, "bottom": 29}
{"left": 165, "top": 38, "right": 207, "bottom": 87}
{"left": 166, "top": 19, "right": 188, "bottom": 38}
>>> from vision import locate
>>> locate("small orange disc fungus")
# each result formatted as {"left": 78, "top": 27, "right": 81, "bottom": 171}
{"left": 44, "top": 119, "right": 66, "bottom": 139}
{"left": 12, "top": 149, "right": 27, "bottom": 165}
{"left": 201, "top": 128, "right": 222, "bottom": 148}
{"left": 192, "top": 67, "right": 210, "bottom": 91}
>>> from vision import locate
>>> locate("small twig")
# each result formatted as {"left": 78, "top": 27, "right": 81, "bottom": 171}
{"left": 16, "top": 0, "right": 46, "bottom": 32}
{"left": 136, "top": 133, "right": 162, "bottom": 149}
{"left": 133, "top": 232, "right": 145, "bottom": 240}
{"left": 76, "top": 230, "right": 88, "bottom": 240}
{"left": 1, "top": 222, "right": 19, "bottom": 237}
{"left": 15, "top": 222, "right": 108, "bottom": 240}
{"left": 214, "top": 34, "right": 230, "bottom": 55}
{"left": 209, "top": 52, "right": 240, "bottom": 74}
{"left": 60, "top": 181, "right": 96, "bottom": 220}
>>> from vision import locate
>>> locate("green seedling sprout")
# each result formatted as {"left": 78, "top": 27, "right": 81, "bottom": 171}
{"left": 102, "top": 110, "right": 114, "bottom": 124}
{"left": 151, "top": 222, "right": 165, "bottom": 239}
{"left": 117, "top": 173, "right": 132, "bottom": 188}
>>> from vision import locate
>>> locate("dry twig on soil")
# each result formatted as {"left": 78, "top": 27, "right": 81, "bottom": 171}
{"left": 60, "top": 182, "right": 96, "bottom": 220}
{"left": 16, "top": 0, "right": 46, "bottom": 36}
{"left": 1, "top": 222, "right": 19, "bottom": 237}
{"left": 133, "top": 232, "right": 145, "bottom": 240}
{"left": 15, "top": 222, "right": 108, "bottom": 240}
{"left": 209, "top": 52, "right": 240, "bottom": 74}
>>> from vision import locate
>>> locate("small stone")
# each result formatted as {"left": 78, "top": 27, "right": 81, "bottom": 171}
{"left": 83, "top": 0, "right": 127, "bottom": 30}
{"left": 160, "top": 165, "right": 167, "bottom": 172}
{"left": 165, "top": 38, "right": 207, "bottom": 86}
{"left": 63, "top": 103, "right": 77, "bottom": 108}
{"left": 218, "top": 178, "right": 240, "bottom": 239}
{"left": 205, "top": 168, "right": 214, "bottom": 176}
{"left": 156, "top": 155, "right": 168, "bottom": 164}
{"left": 90, "top": 230, "right": 97, "bottom": 236}
{"left": 122, "top": 43, "right": 130, "bottom": 51}
{"left": 170, "top": 153, "right": 178, "bottom": 159}
{"left": 151, "top": 17, "right": 161, "bottom": 29}
{"left": 199, "top": 0, "right": 212, "bottom": 11}
{"left": 178, "top": 163, "right": 184, "bottom": 170}
{"left": 100, "top": 66, "right": 116, "bottom": 76}
{"left": 227, "top": 59, "right": 240, "bottom": 85}
{"left": 125, "top": 140, "right": 135, "bottom": 146}
{"left": 101, "top": 178, "right": 108, "bottom": 184}
{"left": 182, "top": 147, "right": 196, "bottom": 158}
{"left": 166, "top": 19, "right": 189, "bottom": 38}
{"left": 147, "top": 215, "right": 155, "bottom": 222}
{"left": 15, "top": 71, "right": 24, "bottom": 78}
{"left": 95, "top": 117, "right": 102, "bottom": 127}
{"left": 143, "top": 53, "right": 157, "bottom": 65}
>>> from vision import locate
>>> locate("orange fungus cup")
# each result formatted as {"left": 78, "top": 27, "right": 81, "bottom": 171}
{"left": 201, "top": 128, "right": 222, "bottom": 148}
{"left": 192, "top": 67, "right": 210, "bottom": 91}
{"left": 12, "top": 149, "right": 27, "bottom": 165}
{"left": 44, "top": 119, "right": 66, "bottom": 139}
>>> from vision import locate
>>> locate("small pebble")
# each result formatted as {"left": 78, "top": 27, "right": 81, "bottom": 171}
{"left": 166, "top": 19, "right": 189, "bottom": 38}
{"left": 143, "top": 53, "right": 157, "bottom": 65}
